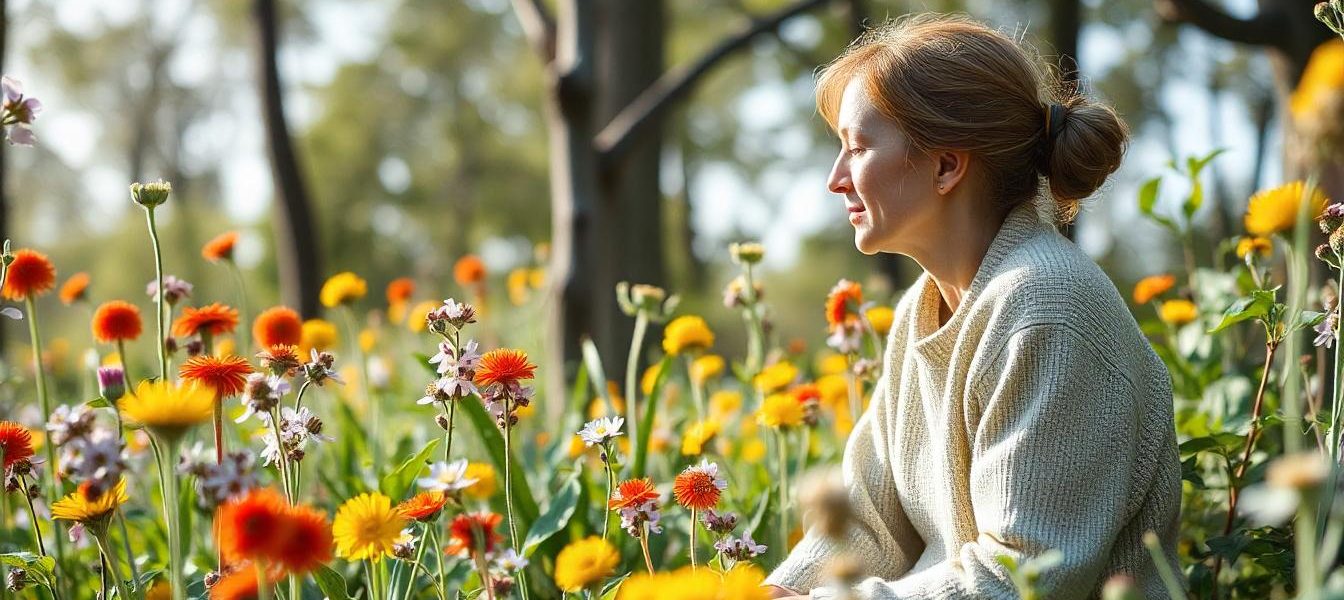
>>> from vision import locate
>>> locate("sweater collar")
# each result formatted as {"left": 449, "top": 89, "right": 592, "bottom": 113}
{"left": 909, "top": 200, "right": 1054, "bottom": 359}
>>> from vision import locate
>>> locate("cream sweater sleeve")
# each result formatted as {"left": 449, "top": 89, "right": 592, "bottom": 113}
{"left": 764, "top": 363, "right": 924, "bottom": 592}
{"left": 817, "top": 323, "right": 1149, "bottom": 599}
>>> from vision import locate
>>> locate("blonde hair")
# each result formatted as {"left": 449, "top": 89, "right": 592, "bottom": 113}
{"left": 816, "top": 14, "right": 1129, "bottom": 223}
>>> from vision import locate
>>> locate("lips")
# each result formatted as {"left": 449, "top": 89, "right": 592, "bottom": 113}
{"left": 847, "top": 203, "right": 865, "bottom": 213}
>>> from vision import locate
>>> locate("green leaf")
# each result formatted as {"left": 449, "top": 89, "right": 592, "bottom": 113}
{"left": 996, "top": 554, "right": 1019, "bottom": 572}
{"left": 314, "top": 564, "right": 351, "bottom": 600}
{"left": 86, "top": 396, "right": 112, "bottom": 408}
{"left": 1187, "top": 148, "right": 1227, "bottom": 179}
{"left": 1184, "top": 180, "right": 1204, "bottom": 222}
{"left": 379, "top": 438, "right": 441, "bottom": 500}
{"left": 0, "top": 552, "right": 55, "bottom": 577}
{"left": 581, "top": 337, "right": 615, "bottom": 415}
{"left": 523, "top": 474, "right": 582, "bottom": 557}
{"left": 1138, "top": 176, "right": 1162, "bottom": 216}
{"left": 1210, "top": 291, "right": 1276, "bottom": 333}
{"left": 632, "top": 355, "right": 675, "bottom": 477}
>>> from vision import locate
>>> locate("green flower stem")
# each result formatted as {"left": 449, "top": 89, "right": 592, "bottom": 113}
{"left": 473, "top": 549, "right": 496, "bottom": 600}
{"left": 227, "top": 260, "right": 250, "bottom": 353}
{"left": 270, "top": 408, "right": 294, "bottom": 503}
{"left": 17, "top": 477, "right": 48, "bottom": 558}
{"left": 430, "top": 527, "right": 449, "bottom": 600}
{"left": 90, "top": 524, "right": 132, "bottom": 600}
{"left": 145, "top": 207, "right": 167, "bottom": 380}
{"left": 602, "top": 453, "right": 614, "bottom": 541}
{"left": 625, "top": 310, "right": 649, "bottom": 468}
{"left": 402, "top": 523, "right": 430, "bottom": 600}
{"left": 689, "top": 508, "right": 698, "bottom": 569}
{"left": 683, "top": 355, "right": 705, "bottom": 420}
{"left": 502, "top": 398, "right": 530, "bottom": 600}
{"left": 639, "top": 523, "right": 655, "bottom": 574}
{"left": 152, "top": 436, "right": 186, "bottom": 600}
{"left": 741, "top": 265, "right": 764, "bottom": 377}
{"left": 341, "top": 307, "right": 379, "bottom": 464}
{"left": 23, "top": 296, "right": 65, "bottom": 577}
{"left": 1143, "top": 532, "right": 1186, "bottom": 600}
{"left": 442, "top": 402, "right": 457, "bottom": 462}
{"left": 845, "top": 368, "right": 862, "bottom": 431}
{"left": 115, "top": 340, "right": 137, "bottom": 394}
{"left": 777, "top": 429, "right": 791, "bottom": 556}
{"left": 292, "top": 378, "right": 314, "bottom": 411}
{"left": 256, "top": 563, "right": 272, "bottom": 600}
{"left": 116, "top": 511, "right": 140, "bottom": 591}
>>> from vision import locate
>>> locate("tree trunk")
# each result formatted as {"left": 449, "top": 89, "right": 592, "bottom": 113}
{"left": 254, "top": 0, "right": 322, "bottom": 318}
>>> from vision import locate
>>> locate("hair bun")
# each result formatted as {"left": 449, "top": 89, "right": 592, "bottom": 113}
{"left": 1041, "top": 98, "right": 1129, "bottom": 221}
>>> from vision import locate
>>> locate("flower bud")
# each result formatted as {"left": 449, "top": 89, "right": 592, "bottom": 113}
{"left": 97, "top": 366, "right": 126, "bottom": 402}
{"left": 186, "top": 339, "right": 204, "bottom": 357}
{"left": 729, "top": 241, "right": 765, "bottom": 265}
{"left": 130, "top": 180, "right": 172, "bottom": 208}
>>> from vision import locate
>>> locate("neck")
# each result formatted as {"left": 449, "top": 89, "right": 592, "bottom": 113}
{"left": 910, "top": 204, "right": 1007, "bottom": 321}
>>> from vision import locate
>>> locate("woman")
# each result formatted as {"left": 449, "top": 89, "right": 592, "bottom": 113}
{"left": 766, "top": 14, "right": 1181, "bottom": 599}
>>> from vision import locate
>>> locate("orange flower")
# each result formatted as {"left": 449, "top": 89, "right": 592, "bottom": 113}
{"left": 386, "top": 277, "right": 415, "bottom": 306}
{"left": 92, "top": 301, "right": 143, "bottom": 343}
{"left": 1132, "top": 274, "right": 1175, "bottom": 305}
{"left": 0, "top": 421, "right": 35, "bottom": 470}
{"left": 256, "top": 344, "right": 302, "bottom": 377}
{"left": 825, "top": 279, "right": 863, "bottom": 329}
{"left": 209, "top": 565, "right": 275, "bottom": 600}
{"left": 790, "top": 383, "right": 821, "bottom": 405}
{"left": 202, "top": 231, "right": 239, "bottom": 262}
{"left": 673, "top": 460, "right": 726, "bottom": 511}
{"left": 253, "top": 307, "right": 303, "bottom": 349}
{"left": 270, "top": 503, "right": 333, "bottom": 575}
{"left": 2, "top": 249, "right": 55, "bottom": 300}
{"left": 180, "top": 355, "right": 253, "bottom": 398}
{"left": 608, "top": 478, "right": 659, "bottom": 510}
{"left": 59, "top": 272, "right": 90, "bottom": 305}
{"left": 474, "top": 349, "right": 537, "bottom": 389}
{"left": 174, "top": 303, "right": 240, "bottom": 338}
{"left": 445, "top": 511, "right": 502, "bottom": 557}
{"left": 397, "top": 492, "right": 447, "bottom": 522}
{"left": 453, "top": 255, "right": 486, "bottom": 286}
{"left": 217, "top": 487, "right": 289, "bottom": 563}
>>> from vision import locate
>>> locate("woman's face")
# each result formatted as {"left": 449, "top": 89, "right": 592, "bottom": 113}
{"left": 827, "top": 77, "right": 941, "bottom": 256}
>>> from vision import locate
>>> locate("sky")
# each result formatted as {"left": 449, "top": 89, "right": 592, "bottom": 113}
{"left": 7, "top": 0, "right": 1282, "bottom": 275}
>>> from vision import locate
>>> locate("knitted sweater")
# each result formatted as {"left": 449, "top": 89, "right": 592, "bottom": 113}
{"left": 765, "top": 201, "right": 1182, "bottom": 599}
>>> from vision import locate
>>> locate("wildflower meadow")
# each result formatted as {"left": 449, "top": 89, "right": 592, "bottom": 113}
{"left": 2, "top": 1, "right": 1344, "bottom": 600}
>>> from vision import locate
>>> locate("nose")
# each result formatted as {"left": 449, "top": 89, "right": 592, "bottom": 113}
{"left": 827, "top": 152, "right": 851, "bottom": 195}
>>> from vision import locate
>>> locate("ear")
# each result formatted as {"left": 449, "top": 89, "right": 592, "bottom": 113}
{"left": 933, "top": 150, "right": 971, "bottom": 195}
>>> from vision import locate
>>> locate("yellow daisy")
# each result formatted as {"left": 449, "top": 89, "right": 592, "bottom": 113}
{"left": 118, "top": 381, "right": 213, "bottom": 441}
{"left": 332, "top": 492, "right": 407, "bottom": 562}
{"left": 662, "top": 316, "right": 714, "bottom": 356}
{"left": 1244, "top": 181, "right": 1329, "bottom": 237}
{"left": 753, "top": 361, "right": 798, "bottom": 393}
{"left": 709, "top": 390, "right": 743, "bottom": 419}
{"left": 758, "top": 394, "right": 804, "bottom": 429}
{"left": 406, "top": 300, "right": 438, "bottom": 334}
{"left": 1158, "top": 299, "right": 1198, "bottom": 327}
{"left": 689, "top": 354, "right": 725, "bottom": 385}
{"left": 463, "top": 462, "right": 497, "bottom": 501}
{"left": 300, "top": 319, "right": 338, "bottom": 354}
{"left": 554, "top": 536, "right": 620, "bottom": 592}
{"left": 51, "top": 479, "right": 128, "bottom": 525}
{"left": 1235, "top": 236, "right": 1273, "bottom": 260}
{"left": 320, "top": 272, "right": 368, "bottom": 308}
{"left": 721, "top": 565, "right": 771, "bottom": 600}
{"left": 681, "top": 420, "right": 721, "bottom": 456}
{"left": 865, "top": 306, "right": 895, "bottom": 337}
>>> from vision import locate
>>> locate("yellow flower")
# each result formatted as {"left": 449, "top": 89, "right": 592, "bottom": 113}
{"left": 51, "top": 479, "right": 128, "bottom": 525}
{"left": 741, "top": 438, "right": 767, "bottom": 464}
{"left": 528, "top": 268, "right": 545, "bottom": 289}
{"left": 1158, "top": 299, "right": 1198, "bottom": 327}
{"left": 567, "top": 435, "right": 587, "bottom": 459}
{"left": 1132, "top": 274, "right": 1175, "bottom": 305}
{"left": 681, "top": 420, "right": 720, "bottom": 456}
{"left": 1235, "top": 236, "right": 1273, "bottom": 260}
{"left": 865, "top": 306, "right": 895, "bottom": 337}
{"left": 507, "top": 268, "right": 532, "bottom": 306}
{"left": 320, "top": 272, "right": 368, "bottom": 308}
{"left": 758, "top": 394, "right": 804, "bottom": 429}
{"left": 1244, "top": 181, "right": 1330, "bottom": 237}
{"left": 721, "top": 565, "right": 771, "bottom": 600}
{"left": 463, "top": 462, "right": 497, "bottom": 500}
{"left": 300, "top": 319, "right": 338, "bottom": 354}
{"left": 657, "top": 567, "right": 720, "bottom": 599}
{"left": 662, "top": 316, "right": 714, "bottom": 356}
{"left": 214, "top": 337, "right": 236, "bottom": 358}
{"left": 1290, "top": 39, "right": 1344, "bottom": 123}
{"left": 359, "top": 329, "right": 377, "bottom": 353}
{"left": 816, "top": 374, "right": 849, "bottom": 409}
{"left": 753, "top": 361, "right": 798, "bottom": 393}
{"left": 143, "top": 581, "right": 170, "bottom": 600}
{"left": 616, "top": 572, "right": 672, "bottom": 599}
{"left": 709, "top": 390, "right": 743, "bottom": 419}
{"left": 332, "top": 492, "right": 406, "bottom": 562}
{"left": 553, "top": 536, "right": 619, "bottom": 592}
{"left": 640, "top": 362, "right": 664, "bottom": 396}
{"left": 816, "top": 353, "right": 848, "bottom": 376}
{"left": 690, "top": 354, "right": 725, "bottom": 385}
{"left": 119, "top": 381, "right": 213, "bottom": 441}
{"left": 406, "top": 300, "right": 438, "bottom": 333}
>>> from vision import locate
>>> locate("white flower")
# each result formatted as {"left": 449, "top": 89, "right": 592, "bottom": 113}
{"left": 826, "top": 322, "right": 862, "bottom": 354}
{"left": 416, "top": 459, "right": 478, "bottom": 493}
{"left": 491, "top": 548, "right": 529, "bottom": 573}
{"left": 577, "top": 416, "right": 625, "bottom": 447}
{"left": 686, "top": 459, "right": 728, "bottom": 491}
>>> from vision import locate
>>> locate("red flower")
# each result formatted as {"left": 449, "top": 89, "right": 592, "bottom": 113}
{"left": 445, "top": 511, "right": 502, "bottom": 557}
{"left": 2, "top": 249, "right": 55, "bottom": 300}
{"left": 180, "top": 355, "right": 254, "bottom": 398}
{"left": 174, "top": 303, "right": 240, "bottom": 338}
{"left": 202, "top": 231, "right": 239, "bottom": 262}
{"left": 217, "top": 488, "right": 289, "bottom": 563}
{"left": 209, "top": 564, "right": 276, "bottom": 600}
{"left": 474, "top": 349, "right": 536, "bottom": 389}
{"left": 608, "top": 478, "right": 659, "bottom": 510}
{"left": 270, "top": 503, "right": 333, "bottom": 575}
{"left": 385, "top": 278, "right": 415, "bottom": 306}
{"left": 252, "top": 307, "right": 302, "bottom": 349}
{"left": 59, "top": 272, "right": 90, "bottom": 305}
{"left": 397, "top": 492, "right": 447, "bottom": 522}
{"left": 673, "top": 461, "right": 725, "bottom": 511}
{"left": 453, "top": 255, "right": 486, "bottom": 286}
{"left": 824, "top": 280, "right": 863, "bottom": 329}
{"left": 790, "top": 383, "right": 821, "bottom": 405}
{"left": 0, "top": 421, "right": 35, "bottom": 470}
{"left": 92, "top": 301, "right": 143, "bottom": 343}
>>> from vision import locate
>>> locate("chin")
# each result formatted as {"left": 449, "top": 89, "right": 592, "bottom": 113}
{"left": 853, "top": 229, "right": 881, "bottom": 256}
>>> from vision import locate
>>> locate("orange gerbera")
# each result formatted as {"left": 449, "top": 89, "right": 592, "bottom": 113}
{"left": 217, "top": 487, "right": 289, "bottom": 563}
{"left": 397, "top": 491, "right": 447, "bottom": 522}
{"left": 270, "top": 503, "right": 333, "bottom": 575}
{"left": 453, "top": 255, "right": 486, "bottom": 286}
{"left": 252, "top": 306, "right": 303, "bottom": 349}
{"left": 445, "top": 511, "right": 503, "bottom": 557}
{"left": 59, "top": 272, "right": 90, "bottom": 305}
{"left": 1132, "top": 274, "right": 1175, "bottom": 305}
{"left": 257, "top": 344, "right": 302, "bottom": 377}
{"left": 791, "top": 383, "right": 822, "bottom": 405}
{"left": 824, "top": 279, "right": 863, "bottom": 329}
{"left": 208, "top": 564, "right": 275, "bottom": 600}
{"left": 474, "top": 349, "right": 537, "bottom": 389}
{"left": 202, "top": 231, "right": 239, "bottom": 262}
{"left": 174, "top": 303, "right": 240, "bottom": 338}
{"left": 386, "top": 277, "right": 415, "bottom": 306}
{"left": 0, "top": 421, "right": 35, "bottom": 470}
{"left": 673, "top": 460, "right": 726, "bottom": 511}
{"left": 180, "top": 355, "right": 253, "bottom": 398}
{"left": 608, "top": 478, "right": 659, "bottom": 510}
{"left": 2, "top": 249, "right": 55, "bottom": 300}
{"left": 92, "top": 301, "right": 143, "bottom": 343}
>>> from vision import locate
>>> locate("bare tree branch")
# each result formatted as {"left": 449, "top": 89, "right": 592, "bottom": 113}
{"left": 510, "top": 0, "right": 558, "bottom": 64}
{"left": 594, "top": 0, "right": 834, "bottom": 172}
{"left": 1154, "top": 0, "right": 1286, "bottom": 48}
